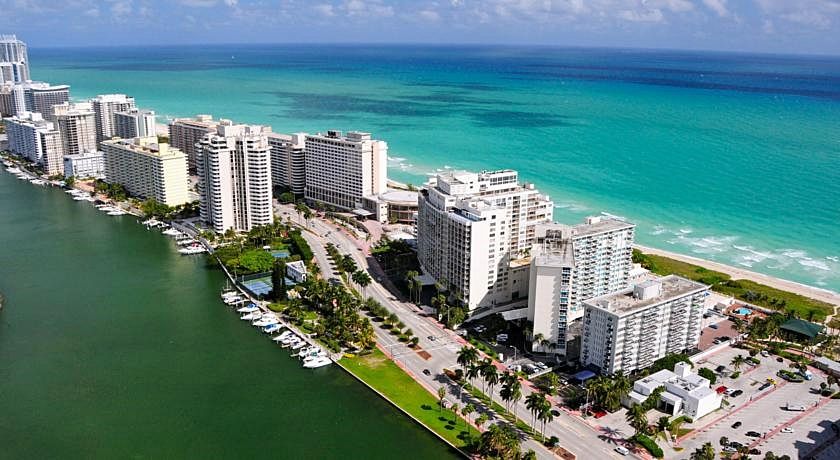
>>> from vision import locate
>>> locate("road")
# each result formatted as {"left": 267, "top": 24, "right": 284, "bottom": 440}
{"left": 279, "top": 205, "right": 630, "bottom": 460}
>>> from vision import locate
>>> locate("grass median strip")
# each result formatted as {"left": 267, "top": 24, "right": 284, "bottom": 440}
{"left": 340, "top": 349, "right": 473, "bottom": 449}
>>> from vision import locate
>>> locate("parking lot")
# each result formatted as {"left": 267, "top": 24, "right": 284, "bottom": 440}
{"left": 677, "top": 345, "right": 839, "bottom": 458}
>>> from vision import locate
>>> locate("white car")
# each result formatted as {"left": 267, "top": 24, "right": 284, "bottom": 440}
{"left": 614, "top": 446, "right": 629, "bottom": 456}
{"left": 781, "top": 427, "right": 794, "bottom": 433}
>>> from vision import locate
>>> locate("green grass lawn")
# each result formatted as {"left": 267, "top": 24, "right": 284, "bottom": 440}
{"left": 340, "top": 349, "right": 473, "bottom": 449}
{"left": 634, "top": 250, "right": 833, "bottom": 322}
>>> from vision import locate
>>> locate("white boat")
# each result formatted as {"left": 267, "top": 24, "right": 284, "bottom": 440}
{"left": 142, "top": 218, "right": 162, "bottom": 226}
{"left": 225, "top": 297, "right": 245, "bottom": 306}
{"left": 107, "top": 209, "right": 127, "bottom": 216}
{"left": 162, "top": 228, "right": 183, "bottom": 237}
{"left": 302, "top": 351, "right": 328, "bottom": 363}
{"left": 72, "top": 195, "right": 89, "bottom": 201}
{"left": 177, "top": 238, "right": 198, "bottom": 246}
{"left": 30, "top": 179, "right": 46, "bottom": 185}
{"left": 236, "top": 305, "right": 258, "bottom": 313}
{"left": 241, "top": 311, "right": 263, "bottom": 321}
{"left": 264, "top": 324, "right": 283, "bottom": 334}
{"left": 253, "top": 316, "right": 279, "bottom": 327}
{"left": 178, "top": 245, "right": 206, "bottom": 255}
{"left": 290, "top": 341, "right": 306, "bottom": 351}
{"left": 303, "top": 356, "right": 331, "bottom": 368}
{"left": 273, "top": 331, "right": 292, "bottom": 342}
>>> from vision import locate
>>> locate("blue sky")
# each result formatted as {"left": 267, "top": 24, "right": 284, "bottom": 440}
{"left": 1, "top": 0, "right": 838, "bottom": 55}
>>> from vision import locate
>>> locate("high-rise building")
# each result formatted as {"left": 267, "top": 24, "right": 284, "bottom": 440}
{"left": 581, "top": 275, "right": 708, "bottom": 375}
{"left": 114, "top": 108, "right": 156, "bottom": 139}
{"left": 527, "top": 217, "right": 635, "bottom": 355}
{"left": 101, "top": 137, "right": 190, "bottom": 207}
{"left": 25, "top": 82, "right": 70, "bottom": 118}
{"left": 267, "top": 132, "right": 306, "bottom": 196}
{"left": 196, "top": 121, "right": 273, "bottom": 233}
{"left": 169, "top": 114, "right": 219, "bottom": 171}
{"left": 91, "top": 94, "right": 135, "bottom": 145}
{"left": 0, "top": 84, "right": 17, "bottom": 117}
{"left": 52, "top": 102, "right": 96, "bottom": 156}
{"left": 3, "top": 111, "right": 64, "bottom": 175}
{"left": 417, "top": 170, "right": 554, "bottom": 311}
{"left": 304, "top": 130, "right": 387, "bottom": 214}
{"left": 64, "top": 151, "right": 105, "bottom": 179}
{"left": 0, "top": 34, "right": 29, "bottom": 83}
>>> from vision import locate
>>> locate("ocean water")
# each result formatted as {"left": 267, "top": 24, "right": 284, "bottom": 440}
{"left": 29, "top": 44, "right": 840, "bottom": 291}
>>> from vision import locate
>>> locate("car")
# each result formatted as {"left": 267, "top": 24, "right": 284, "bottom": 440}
{"left": 427, "top": 335, "right": 437, "bottom": 341}
{"left": 781, "top": 427, "right": 794, "bottom": 433}
{"left": 709, "top": 324, "right": 719, "bottom": 329}
{"left": 422, "top": 369, "right": 431, "bottom": 376}
{"left": 777, "top": 357, "right": 784, "bottom": 362}
{"left": 761, "top": 350, "right": 769, "bottom": 357}
{"left": 750, "top": 448, "right": 762, "bottom": 455}
{"left": 723, "top": 446, "right": 737, "bottom": 453}
{"left": 759, "top": 382, "right": 772, "bottom": 391}
{"left": 785, "top": 403, "right": 806, "bottom": 411}
{"left": 716, "top": 385, "right": 728, "bottom": 394}
{"left": 729, "top": 441, "right": 744, "bottom": 449}
{"left": 614, "top": 446, "right": 629, "bottom": 456}
{"left": 731, "top": 389, "right": 744, "bottom": 397}
{"left": 731, "top": 421, "right": 742, "bottom": 429}
{"left": 713, "top": 339, "right": 722, "bottom": 345}
{"left": 725, "top": 388, "right": 737, "bottom": 396}
{"left": 746, "top": 431, "right": 761, "bottom": 437}
{"left": 716, "top": 365, "right": 726, "bottom": 373}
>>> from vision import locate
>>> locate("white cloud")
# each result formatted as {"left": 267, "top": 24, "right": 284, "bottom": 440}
{"left": 83, "top": 7, "right": 100, "bottom": 17}
{"left": 754, "top": 0, "right": 839, "bottom": 30}
{"left": 109, "top": 0, "right": 132, "bottom": 19}
{"left": 343, "top": 0, "right": 394, "bottom": 18}
{"left": 314, "top": 3, "right": 335, "bottom": 17}
{"left": 223, "top": 0, "right": 238, "bottom": 6}
{"left": 648, "top": 0, "right": 694, "bottom": 13}
{"left": 783, "top": 9, "right": 832, "bottom": 28}
{"left": 619, "top": 8, "right": 665, "bottom": 22}
{"left": 701, "top": 0, "right": 729, "bottom": 17}
{"left": 178, "top": 0, "right": 217, "bottom": 6}
{"left": 418, "top": 9, "right": 441, "bottom": 21}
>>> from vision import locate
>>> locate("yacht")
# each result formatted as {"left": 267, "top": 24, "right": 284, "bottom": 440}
{"left": 236, "top": 305, "right": 258, "bottom": 313}
{"left": 178, "top": 245, "right": 206, "bottom": 255}
{"left": 177, "top": 238, "right": 198, "bottom": 246}
{"left": 273, "top": 331, "right": 292, "bottom": 342}
{"left": 225, "top": 296, "right": 245, "bottom": 306}
{"left": 302, "top": 351, "right": 328, "bottom": 363}
{"left": 108, "top": 209, "right": 127, "bottom": 216}
{"left": 253, "top": 316, "right": 279, "bottom": 327}
{"left": 30, "top": 179, "right": 46, "bottom": 186}
{"left": 303, "top": 356, "right": 331, "bottom": 368}
{"left": 162, "top": 228, "right": 183, "bottom": 237}
{"left": 241, "top": 311, "right": 263, "bottom": 321}
{"left": 263, "top": 324, "right": 283, "bottom": 334}
{"left": 290, "top": 341, "right": 306, "bottom": 351}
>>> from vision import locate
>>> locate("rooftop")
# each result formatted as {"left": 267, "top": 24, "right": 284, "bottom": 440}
{"left": 573, "top": 216, "right": 636, "bottom": 237}
{"left": 585, "top": 275, "right": 708, "bottom": 315}
{"left": 780, "top": 318, "right": 824, "bottom": 339}
{"left": 380, "top": 188, "right": 418, "bottom": 204}
{"left": 102, "top": 136, "right": 184, "bottom": 158}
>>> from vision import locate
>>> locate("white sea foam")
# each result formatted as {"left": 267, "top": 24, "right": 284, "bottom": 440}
{"left": 651, "top": 225, "right": 667, "bottom": 235}
{"left": 798, "top": 258, "right": 831, "bottom": 271}
{"left": 678, "top": 228, "right": 693, "bottom": 235}
{"left": 554, "top": 202, "right": 590, "bottom": 212}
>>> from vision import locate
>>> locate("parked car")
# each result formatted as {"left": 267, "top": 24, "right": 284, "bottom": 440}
{"left": 759, "top": 382, "right": 772, "bottom": 391}
{"left": 731, "top": 421, "right": 742, "bottom": 429}
{"left": 761, "top": 350, "right": 769, "bottom": 357}
{"left": 781, "top": 427, "right": 794, "bottom": 433}
{"left": 785, "top": 403, "right": 806, "bottom": 411}
{"left": 750, "top": 448, "right": 762, "bottom": 455}
{"left": 716, "top": 365, "right": 726, "bottom": 373}
{"left": 746, "top": 431, "right": 761, "bottom": 437}
{"left": 710, "top": 324, "right": 719, "bottom": 329}
{"left": 716, "top": 385, "right": 728, "bottom": 394}
{"left": 422, "top": 369, "right": 431, "bottom": 376}
{"left": 723, "top": 446, "right": 737, "bottom": 453}
{"left": 731, "top": 389, "right": 744, "bottom": 397}
{"left": 729, "top": 441, "right": 744, "bottom": 449}
{"left": 725, "top": 388, "right": 737, "bottom": 396}
{"left": 614, "top": 446, "right": 629, "bottom": 456}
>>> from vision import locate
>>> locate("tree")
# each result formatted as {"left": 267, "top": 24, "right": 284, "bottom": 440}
{"left": 64, "top": 176, "right": 75, "bottom": 187}
{"left": 656, "top": 416, "right": 671, "bottom": 441}
{"left": 462, "top": 403, "right": 475, "bottom": 428}
{"left": 437, "top": 386, "right": 447, "bottom": 412}
{"left": 532, "top": 332, "right": 545, "bottom": 352}
{"left": 525, "top": 392, "right": 547, "bottom": 429}
{"left": 405, "top": 270, "right": 419, "bottom": 303}
{"left": 626, "top": 403, "right": 648, "bottom": 436}
{"left": 457, "top": 346, "right": 479, "bottom": 379}
{"left": 351, "top": 270, "right": 372, "bottom": 298}
{"left": 271, "top": 260, "right": 287, "bottom": 301}
{"left": 523, "top": 449, "right": 537, "bottom": 460}
{"left": 478, "top": 423, "right": 521, "bottom": 459}
{"left": 475, "top": 414, "right": 488, "bottom": 430}
{"left": 690, "top": 442, "right": 716, "bottom": 460}
{"left": 719, "top": 436, "right": 729, "bottom": 448}
{"left": 731, "top": 354, "right": 746, "bottom": 372}
{"left": 481, "top": 359, "right": 499, "bottom": 396}
{"left": 466, "top": 363, "right": 481, "bottom": 387}
{"left": 538, "top": 399, "right": 554, "bottom": 441}
{"left": 697, "top": 367, "right": 717, "bottom": 385}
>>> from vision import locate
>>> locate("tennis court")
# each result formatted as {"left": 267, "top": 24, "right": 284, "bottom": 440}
{"left": 240, "top": 275, "right": 298, "bottom": 298}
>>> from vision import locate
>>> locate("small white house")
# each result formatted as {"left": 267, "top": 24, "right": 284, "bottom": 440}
{"left": 285, "top": 260, "right": 307, "bottom": 284}
{"left": 623, "top": 362, "right": 722, "bottom": 420}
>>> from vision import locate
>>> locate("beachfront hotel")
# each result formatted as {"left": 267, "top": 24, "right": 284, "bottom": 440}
{"left": 416, "top": 169, "right": 554, "bottom": 312}
{"left": 114, "top": 108, "right": 156, "bottom": 139}
{"left": 101, "top": 136, "right": 190, "bottom": 207}
{"left": 0, "top": 81, "right": 70, "bottom": 119}
{"left": 52, "top": 102, "right": 96, "bottom": 156}
{"left": 3, "top": 111, "right": 64, "bottom": 175}
{"left": 0, "top": 34, "right": 29, "bottom": 83}
{"left": 63, "top": 151, "right": 105, "bottom": 179}
{"left": 195, "top": 121, "right": 273, "bottom": 233}
{"left": 303, "top": 130, "right": 388, "bottom": 219}
{"left": 267, "top": 132, "right": 306, "bottom": 196}
{"left": 527, "top": 217, "right": 636, "bottom": 355}
{"left": 169, "top": 114, "right": 220, "bottom": 172}
{"left": 581, "top": 275, "right": 708, "bottom": 375}
{"left": 91, "top": 94, "right": 136, "bottom": 145}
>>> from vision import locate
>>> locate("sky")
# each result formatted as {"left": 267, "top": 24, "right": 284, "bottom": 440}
{"left": 1, "top": 0, "right": 838, "bottom": 55}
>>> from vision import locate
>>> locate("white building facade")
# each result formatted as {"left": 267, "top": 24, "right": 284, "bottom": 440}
{"left": 0, "top": 35, "right": 29, "bottom": 83}
{"left": 101, "top": 137, "right": 190, "bottom": 207}
{"left": 91, "top": 94, "right": 135, "bottom": 145}
{"left": 196, "top": 121, "right": 273, "bottom": 233}
{"left": 3, "top": 111, "right": 64, "bottom": 175}
{"left": 267, "top": 132, "right": 306, "bottom": 196}
{"left": 581, "top": 275, "right": 708, "bottom": 375}
{"left": 114, "top": 108, "right": 156, "bottom": 139}
{"left": 63, "top": 151, "right": 105, "bottom": 179}
{"left": 169, "top": 114, "right": 219, "bottom": 172}
{"left": 528, "top": 217, "right": 636, "bottom": 354}
{"left": 417, "top": 170, "right": 554, "bottom": 312}
{"left": 52, "top": 102, "right": 96, "bottom": 156}
{"left": 624, "top": 362, "right": 722, "bottom": 420}
{"left": 304, "top": 130, "right": 387, "bottom": 215}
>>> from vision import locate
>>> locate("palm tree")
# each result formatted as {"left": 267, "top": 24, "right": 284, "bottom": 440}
{"left": 351, "top": 270, "right": 371, "bottom": 298}
{"left": 522, "top": 450, "right": 537, "bottom": 460}
{"left": 479, "top": 423, "right": 521, "bottom": 459}
{"left": 690, "top": 442, "right": 716, "bottom": 460}
{"left": 532, "top": 332, "right": 545, "bottom": 352}
{"left": 509, "top": 378, "right": 522, "bottom": 419}
{"left": 719, "top": 436, "right": 729, "bottom": 448}
{"left": 405, "top": 270, "right": 419, "bottom": 303}
{"left": 432, "top": 293, "right": 448, "bottom": 324}
{"left": 538, "top": 399, "right": 554, "bottom": 441}
{"left": 656, "top": 416, "right": 671, "bottom": 441}
{"left": 626, "top": 403, "right": 648, "bottom": 436}
{"left": 482, "top": 360, "right": 499, "bottom": 397}
{"left": 475, "top": 413, "right": 488, "bottom": 430}
{"left": 466, "top": 363, "right": 481, "bottom": 388}
{"left": 731, "top": 354, "right": 746, "bottom": 372}
{"left": 437, "top": 386, "right": 447, "bottom": 412}
{"left": 457, "top": 346, "right": 479, "bottom": 379}
{"left": 525, "top": 392, "right": 546, "bottom": 429}
{"left": 462, "top": 403, "right": 475, "bottom": 429}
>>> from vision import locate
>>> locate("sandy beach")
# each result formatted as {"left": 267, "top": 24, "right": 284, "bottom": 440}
{"left": 636, "top": 244, "right": 840, "bottom": 309}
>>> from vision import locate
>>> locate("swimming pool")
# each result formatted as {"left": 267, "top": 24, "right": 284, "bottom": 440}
{"left": 736, "top": 307, "right": 752, "bottom": 316}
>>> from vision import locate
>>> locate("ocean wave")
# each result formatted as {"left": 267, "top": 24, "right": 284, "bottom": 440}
{"left": 554, "top": 202, "right": 589, "bottom": 212}
{"left": 651, "top": 225, "right": 667, "bottom": 235}
{"left": 678, "top": 228, "right": 693, "bottom": 235}
{"left": 798, "top": 258, "right": 831, "bottom": 271}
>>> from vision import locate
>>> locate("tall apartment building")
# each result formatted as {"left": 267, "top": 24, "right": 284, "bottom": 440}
{"left": 91, "top": 94, "right": 136, "bottom": 145}
{"left": 0, "top": 81, "right": 70, "bottom": 118}
{"left": 169, "top": 114, "right": 219, "bottom": 171}
{"left": 114, "top": 108, "right": 156, "bottom": 139}
{"left": 581, "top": 275, "right": 708, "bottom": 375}
{"left": 101, "top": 137, "right": 189, "bottom": 207}
{"left": 527, "top": 217, "right": 636, "bottom": 355}
{"left": 52, "top": 102, "right": 96, "bottom": 156}
{"left": 304, "top": 130, "right": 387, "bottom": 214}
{"left": 417, "top": 170, "right": 554, "bottom": 311}
{"left": 0, "top": 34, "right": 29, "bottom": 83}
{"left": 196, "top": 121, "right": 273, "bottom": 233}
{"left": 3, "top": 111, "right": 64, "bottom": 175}
{"left": 267, "top": 132, "right": 306, "bottom": 196}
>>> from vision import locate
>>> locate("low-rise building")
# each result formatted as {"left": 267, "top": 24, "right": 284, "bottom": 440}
{"left": 63, "top": 151, "right": 104, "bottom": 179}
{"left": 286, "top": 260, "right": 307, "bottom": 284}
{"left": 101, "top": 136, "right": 190, "bottom": 206}
{"left": 624, "top": 362, "right": 722, "bottom": 420}
{"left": 581, "top": 275, "right": 708, "bottom": 375}
{"left": 379, "top": 188, "right": 419, "bottom": 224}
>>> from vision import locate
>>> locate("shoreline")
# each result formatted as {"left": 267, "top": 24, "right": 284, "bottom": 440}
{"left": 636, "top": 244, "right": 840, "bottom": 308}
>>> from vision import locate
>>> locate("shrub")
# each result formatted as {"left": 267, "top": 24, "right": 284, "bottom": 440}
{"left": 632, "top": 433, "right": 663, "bottom": 458}
{"left": 546, "top": 436, "right": 559, "bottom": 447}
{"left": 730, "top": 371, "right": 740, "bottom": 379}
{"left": 697, "top": 367, "right": 717, "bottom": 384}
{"left": 289, "top": 231, "right": 313, "bottom": 262}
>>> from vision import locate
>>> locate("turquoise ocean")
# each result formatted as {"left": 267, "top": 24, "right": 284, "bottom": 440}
{"left": 29, "top": 45, "right": 840, "bottom": 292}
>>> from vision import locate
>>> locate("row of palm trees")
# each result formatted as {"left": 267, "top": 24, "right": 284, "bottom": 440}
{"left": 295, "top": 277, "right": 377, "bottom": 351}
{"left": 585, "top": 373, "right": 632, "bottom": 413}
